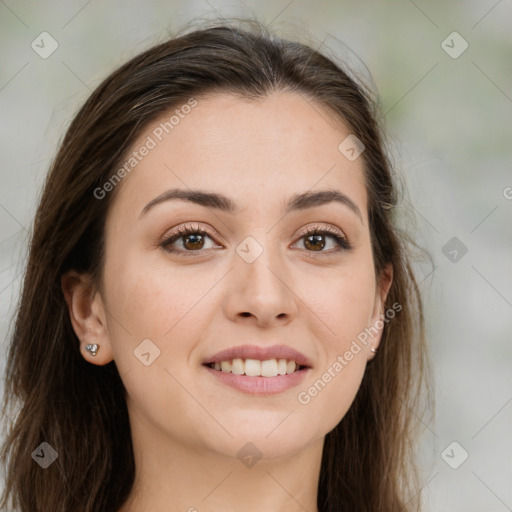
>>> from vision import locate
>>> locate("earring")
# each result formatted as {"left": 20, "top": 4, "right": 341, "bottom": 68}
{"left": 371, "top": 347, "right": 377, "bottom": 354}
{"left": 85, "top": 343, "right": 99, "bottom": 356}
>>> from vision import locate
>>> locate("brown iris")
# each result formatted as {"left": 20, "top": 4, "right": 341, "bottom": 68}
{"left": 183, "top": 233, "right": 205, "bottom": 250}
{"left": 304, "top": 234, "right": 325, "bottom": 251}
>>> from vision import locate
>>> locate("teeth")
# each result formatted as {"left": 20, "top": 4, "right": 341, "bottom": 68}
{"left": 245, "top": 359, "right": 261, "bottom": 376}
{"left": 210, "top": 358, "right": 301, "bottom": 377}
{"left": 231, "top": 358, "right": 245, "bottom": 375}
{"left": 261, "top": 359, "right": 278, "bottom": 377}
{"left": 286, "top": 359, "right": 296, "bottom": 374}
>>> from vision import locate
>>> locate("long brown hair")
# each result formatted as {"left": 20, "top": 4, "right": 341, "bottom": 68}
{"left": 1, "top": 18, "right": 430, "bottom": 512}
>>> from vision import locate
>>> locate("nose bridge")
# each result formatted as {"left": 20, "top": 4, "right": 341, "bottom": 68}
{"left": 225, "top": 232, "right": 297, "bottom": 324}
{"left": 238, "top": 232, "right": 287, "bottom": 293}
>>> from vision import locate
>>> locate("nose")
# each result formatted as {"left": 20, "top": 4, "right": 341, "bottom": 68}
{"left": 222, "top": 240, "right": 298, "bottom": 327}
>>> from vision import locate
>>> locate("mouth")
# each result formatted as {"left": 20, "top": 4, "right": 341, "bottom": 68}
{"left": 203, "top": 358, "right": 309, "bottom": 377}
{"left": 201, "top": 344, "right": 312, "bottom": 395}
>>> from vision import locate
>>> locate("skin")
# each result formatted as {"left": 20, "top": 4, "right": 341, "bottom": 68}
{"left": 62, "top": 91, "right": 392, "bottom": 512}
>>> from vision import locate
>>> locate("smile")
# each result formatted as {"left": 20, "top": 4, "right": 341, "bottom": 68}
{"left": 206, "top": 358, "right": 307, "bottom": 377}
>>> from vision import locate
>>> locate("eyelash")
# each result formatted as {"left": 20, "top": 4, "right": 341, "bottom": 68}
{"left": 160, "top": 223, "right": 352, "bottom": 256}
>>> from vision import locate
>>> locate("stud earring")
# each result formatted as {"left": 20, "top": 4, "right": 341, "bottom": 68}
{"left": 85, "top": 343, "right": 99, "bottom": 356}
{"left": 371, "top": 347, "right": 377, "bottom": 354}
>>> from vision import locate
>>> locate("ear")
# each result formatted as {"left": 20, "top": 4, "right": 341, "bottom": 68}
{"left": 61, "top": 270, "right": 114, "bottom": 365}
{"left": 367, "top": 263, "right": 393, "bottom": 361}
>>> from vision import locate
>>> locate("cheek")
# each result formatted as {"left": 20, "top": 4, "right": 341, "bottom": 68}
{"left": 103, "top": 250, "right": 223, "bottom": 376}
{"left": 104, "top": 245, "right": 204, "bottom": 338}
{"left": 294, "top": 259, "right": 375, "bottom": 425}
{"left": 101, "top": 254, "right": 213, "bottom": 433}
{"left": 296, "top": 283, "right": 372, "bottom": 433}
{"left": 313, "top": 258, "right": 377, "bottom": 347}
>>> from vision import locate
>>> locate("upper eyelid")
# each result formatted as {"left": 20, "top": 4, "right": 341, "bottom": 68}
{"left": 163, "top": 223, "right": 219, "bottom": 242}
{"left": 296, "top": 224, "right": 347, "bottom": 238}
{"left": 163, "top": 222, "right": 347, "bottom": 240}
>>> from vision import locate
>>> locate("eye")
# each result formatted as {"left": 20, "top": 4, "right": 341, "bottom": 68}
{"left": 159, "top": 223, "right": 352, "bottom": 256}
{"left": 292, "top": 226, "right": 352, "bottom": 253}
{"left": 160, "top": 223, "right": 221, "bottom": 254}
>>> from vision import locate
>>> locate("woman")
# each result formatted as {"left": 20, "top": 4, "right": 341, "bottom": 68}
{"left": 0, "top": 18, "right": 429, "bottom": 512}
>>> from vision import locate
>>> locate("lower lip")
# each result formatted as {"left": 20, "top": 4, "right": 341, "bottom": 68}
{"left": 203, "top": 365, "right": 311, "bottom": 395}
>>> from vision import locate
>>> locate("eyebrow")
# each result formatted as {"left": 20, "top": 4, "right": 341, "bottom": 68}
{"left": 140, "top": 188, "right": 363, "bottom": 222}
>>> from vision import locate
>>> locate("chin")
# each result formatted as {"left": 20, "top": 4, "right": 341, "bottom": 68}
{"left": 214, "top": 423, "right": 318, "bottom": 462}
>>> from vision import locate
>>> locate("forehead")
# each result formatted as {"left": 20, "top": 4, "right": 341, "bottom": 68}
{"left": 108, "top": 91, "right": 368, "bottom": 221}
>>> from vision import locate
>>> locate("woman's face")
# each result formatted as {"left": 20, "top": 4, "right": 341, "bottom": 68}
{"left": 94, "top": 91, "right": 391, "bottom": 459}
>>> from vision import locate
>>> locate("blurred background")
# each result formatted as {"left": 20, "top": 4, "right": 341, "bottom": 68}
{"left": 0, "top": 1, "right": 511, "bottom": 510}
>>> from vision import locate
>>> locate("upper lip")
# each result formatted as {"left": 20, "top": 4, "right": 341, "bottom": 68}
{"left": 203, "top": 344, "right": 313, "bottom": 368}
